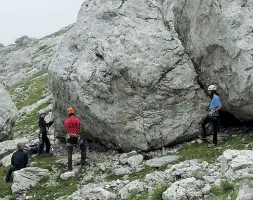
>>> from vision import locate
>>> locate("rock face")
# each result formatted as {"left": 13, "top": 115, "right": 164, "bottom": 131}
{"left": 49, "top": 0, "right": 207, "bottom": 151}
{"left": 173, "top": 0, "right": 253, "bottom": 119}
{"left": 11, "top": 167, "right": 49, "bottom": 195}
{"left": 0, "top": 84, "right": 18, "bottom": 142}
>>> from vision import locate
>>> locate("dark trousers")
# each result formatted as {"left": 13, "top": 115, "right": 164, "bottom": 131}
{"left": 5, "top": 166, "right": 25, "bottom": 182}
{"left": 5, "top": 166, "right": 15, "bottom": 182}
{"left": 201, "top": 115, "right": 219, "bottom": 145}
{"left": 67, "top": 137, "right": 86, "bottom": 171}
{"left": 38, "top": 136, "right": 50, "bottom": 154}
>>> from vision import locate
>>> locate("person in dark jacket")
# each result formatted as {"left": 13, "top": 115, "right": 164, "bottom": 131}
{"left": 38, "top": 109, "right": 54, "bottom": 155}
{"left": 5, "top": 143, "right": 28, "bottom": 182}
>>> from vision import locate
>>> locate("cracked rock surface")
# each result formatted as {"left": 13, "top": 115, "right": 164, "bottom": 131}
{"left": 0, "top": 84, "right": 18, "bottom": 142}
{"left": 49, "top": 0, "right": 207, "bottom": 151}
{"left": 173, "top": 0, "right": 253, "bottom": 119}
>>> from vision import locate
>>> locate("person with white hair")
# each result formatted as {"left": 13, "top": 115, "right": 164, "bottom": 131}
{"left": 38, "top": 109, "right": 54, "bottom": 155}
{"left": 201, "top": 85, "right": 223, "bottom": 146}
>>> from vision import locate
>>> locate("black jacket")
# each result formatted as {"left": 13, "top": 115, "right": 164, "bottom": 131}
{"left": 11, "top": 149, "right": 28, "bottom": 170}
{"left": 38, "top": 117, "right": 53, "bottom": 136}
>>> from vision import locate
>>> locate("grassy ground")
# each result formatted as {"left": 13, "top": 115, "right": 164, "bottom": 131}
{"left": 8, "top": 70, "right": 49, "bottom": 110}
{"left": 1, "top": 132, "right": 253, "bottom": 199}
{"left": 7, "top": 69, "right": 52, "bottom": 137}
{"left": 178, "top": 132, "right": 253, "bottom": 163}
{"left": 0, "top": 167, "right": 12, "bottom": 198}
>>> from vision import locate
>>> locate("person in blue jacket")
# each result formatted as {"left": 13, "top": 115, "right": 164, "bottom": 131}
{"left": 201, "top": 85, "right": 223, "bottom": 145}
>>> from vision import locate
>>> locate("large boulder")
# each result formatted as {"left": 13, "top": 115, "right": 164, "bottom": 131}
{"left": 0, "top": 84, "right": 18, "bottom": 142}
{"left": 173, "top": 0, "right": 253, "bottom": 119}
{"left": 49, "top": 0, "right": 207, "bottom": 151}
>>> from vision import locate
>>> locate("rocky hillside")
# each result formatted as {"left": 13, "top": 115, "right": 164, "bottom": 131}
{"left": 0, "top": 0, "right": 253, "bottom": 199}
{"left": 0, "top": 25, "right": 73, "bottom": 140}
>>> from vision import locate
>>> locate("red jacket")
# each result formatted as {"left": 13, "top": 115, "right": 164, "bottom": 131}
{"left": 64, "top": 116, "right": 81, "bottom": 136}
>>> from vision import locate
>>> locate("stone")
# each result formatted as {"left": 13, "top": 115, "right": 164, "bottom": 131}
{"left": 60, "top": 169, "right": 78, "bottom": 180}
{"left": 0, "top": 43, "right": 4, "bottom": 48}
{"left": 202, "top": 184, "right": 212, "bottom": 195}
{"left": 119, "top": 180, "right": 147, "bottom": 199}
{"left": 0, "top": 153, "right": 12, "bottom": 167}
{"left": 0, "top": 138, "right": 29, "bottom": 159}
{"left": 127, "top": 154, "right": 143, "bottom": 168}
{"left": 218, "top": 150, "right": 253, "bottom": 179}
{"left": 146, "top": 155, "right": 180, "bottom": 168}
{"left": 145, "top": 171, "right": 166, "bottom": 185}
{"left": 114, "top": 167, "right": 131, "bottom": 176}
{"left": 49, "top": 0, "right": 208, "bottom": 151}
{"left": 236, "top": 181, "right": 253, "bottom": 200}
{"left": 15, "top": 35, "right": 30, "bottom": 45}
{"left": 11, "top": 167, "right": 49, "bottom": 195}
{"left": 162, "top": 177, "right": 204, "bottom": 200}
{"left": 67, "top": 184, "right": 116, "bottom": 200}
{"left": 119, "top": 153, "right": 128, "bottom": 165}
{"left": 173, "top": 0, "right": 253, "bottom": 119}
{"left": 164, "top": 160, "right": 217, "bottom": 183}
{"left": 203, "top": 176, "right": 216, "bottom": 184}
{"left": 0, "top": 84, "right": 18, "bottom": 142}
{"left": 197, "top": 139, "right": 203, "bottom": 144}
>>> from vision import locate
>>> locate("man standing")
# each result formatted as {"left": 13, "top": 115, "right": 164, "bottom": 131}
{"left": 38, "top": 109, "right": 54, "bottom": 155}
{"left": 201, "top": 85, "right": 223, "bottom": 146}
{"left": 5, "top": 143, "right": 28, "bottom": 182}
{"left": 64, "top": 107, "right": 87, "bottom": 171}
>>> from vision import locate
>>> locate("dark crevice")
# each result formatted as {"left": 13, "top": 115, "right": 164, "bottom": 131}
{"left": 118, "top": 0, "right": 126, "bottom": 9}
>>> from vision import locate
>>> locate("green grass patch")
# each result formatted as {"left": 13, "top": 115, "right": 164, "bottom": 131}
{"left": 205, "top": 181, "right": 237, "bottom": 200}
{"left": 0, "top": 167, "right": 12, "bottom": 198}
{"left": 27, "top": 170, "right": 81, "bottom": 200}
{"left": 8, "top": 70, "right": 49, "bottom": 109}
{"left": 178, "top": 132, "right": 253, "bottom": 163}
{"left": 31, "top": 156, "right": 61, "bottom": 171}
{"left": 13, "top": 101, "right": 52, "bottom": 138}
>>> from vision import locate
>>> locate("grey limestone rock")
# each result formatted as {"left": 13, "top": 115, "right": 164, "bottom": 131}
{"left": 146, "top": 155, "right": 180, "bottom": 168}
{"left": 119, "top": 180, "right": 147, "bottom": 199}
{"left": 67, "top": 184, "right": 116, "bottom": 200}
{"left": 49, "top": 0, "right": 208, "bottom": 151}
{"left": 0, "top": 138, "right": 28, "bottom": 159}
{"left": 11, "top": 167, "right": 49, "bottom": 195}
{"left": 0, "top": 84, "right": 18, "bottom": 142}
{"left": 236, "top": 181, "right": 253, "bottom": 200}
{"left": 162, "top": 177, "right": 204, "bottom": 200}
{"left": 173, "top": 0, "right": 253, "bottom": 119}
{"left": 218, "top": 149, "right": 253, "bottom": 179}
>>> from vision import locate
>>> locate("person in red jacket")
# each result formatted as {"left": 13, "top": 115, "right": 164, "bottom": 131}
{"left": 64, "top": 107, "right": 87, "bottom": 170}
